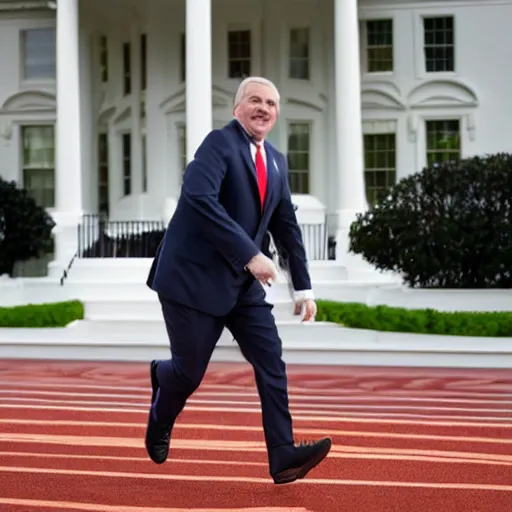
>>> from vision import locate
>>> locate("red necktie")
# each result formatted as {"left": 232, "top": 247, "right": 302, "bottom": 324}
{"left": 255, "top": 144, "right": 267, "bottom": 210}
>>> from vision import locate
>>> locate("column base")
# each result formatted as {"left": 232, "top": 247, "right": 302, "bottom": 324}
{"left": 334, "top": 208, "right": 361, "bottom": 262}
{"left": 334, "top": 209, "right": 396, "bottom": 282}
{"left": 47, "top": 211, "right": 83, "bottom": 279}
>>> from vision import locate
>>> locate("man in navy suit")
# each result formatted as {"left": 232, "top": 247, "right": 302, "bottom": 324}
{"left": 145, "top": 76, "right": 331, "bottom": 484}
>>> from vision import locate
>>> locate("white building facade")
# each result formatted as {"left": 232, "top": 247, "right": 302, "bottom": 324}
{"left": 0, "top": 0, "right": 511, "bottom": 276}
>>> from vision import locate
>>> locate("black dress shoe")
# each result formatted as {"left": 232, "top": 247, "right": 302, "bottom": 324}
{"left": 149, "top": 359, "right": 159, "bottom": 404}
{"left": 145, "top": 360, "right": 172, "bottom": 464}
{"left": 271, "top": 437, "right": 332, "bottom": 484}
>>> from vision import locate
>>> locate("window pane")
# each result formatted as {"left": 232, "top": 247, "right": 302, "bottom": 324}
{"left": 228, "top": 30, "right": 251, "bottom": 78}
{"left": 287, "top": 123, "right": 310, "bottom": 194}
{"left": 123, "top": 43, "right": 131, "bottom": 95}
{"left": 23, "top": 28, "right": 56, "bottom": 80}
{"left": 367, "top": 47, "right": 393, "bottom": 72}
{"left": 290, "top": 28, "right": 309, "bottom": 59}
{"left": 289, "top": 58, "right": 309, "bottom": 80}
{"left": 423, "top": 16, "right": 454, "bottom": 72}
{"left": 21, "top": 125, "right": 55, "bottom": 208}
{"left": 426, "top": 120, "right": 461, "bottom": 165}
{"left": 100, "top": 35, "right": 108, "bottom": 83}
{"left": 22, "top": 126, "right": 54, "bottom": 167}
{"left": 366, "top": 19, "right": 393, "bottom": 73}
{"left": 122, "top": 133, "right": 131, "bottom": 196}
{"left": 363, "top": 133, "right": 396, "bottom": 206}
{"left": 23, "top": 168, "right": 55, "bottom": 208}
{"left": 366, "top": 20, "right": 393, "bottom": 46}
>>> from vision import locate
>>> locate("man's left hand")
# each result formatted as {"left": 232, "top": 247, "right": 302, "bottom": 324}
{"left": 294, "top": 298, "right": 317, "bottom": 323}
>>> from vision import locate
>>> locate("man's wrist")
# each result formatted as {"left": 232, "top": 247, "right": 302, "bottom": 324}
{"left": 244, "top": 252, "right": 260, "bottom": 270}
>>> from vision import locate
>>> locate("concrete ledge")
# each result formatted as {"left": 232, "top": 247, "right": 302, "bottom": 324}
{"left": 0, "top": 321, "right": 511, "bottom": 368}
{"left": 368, "top": 284, "right": 512, "bottom": 312}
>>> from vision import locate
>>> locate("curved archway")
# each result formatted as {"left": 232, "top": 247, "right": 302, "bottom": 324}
{"left": 407, "top": 79, "right": 478, "bottom": 109}
{"left": 362, "top": 82, "right": 405, "bottom": 110}
{"left": 2, "top": 90, "right": 56, "bottom": 111}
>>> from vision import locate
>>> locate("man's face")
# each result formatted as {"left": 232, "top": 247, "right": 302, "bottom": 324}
{"left": 233, "top": 82, "right": 279, "bottom": 141}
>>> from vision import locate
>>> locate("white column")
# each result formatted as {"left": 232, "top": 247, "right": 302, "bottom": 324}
{"left": 50, "top": 0, "right": 83, "bottom": 274}
{"left": 131, "top": 25, "right": 143, "bottom": 195}
{"left": 186, "top": 0, "right": 212, "bottom": 162}
{"left": 334, "top": 0, "right": 367, "bottom": 262}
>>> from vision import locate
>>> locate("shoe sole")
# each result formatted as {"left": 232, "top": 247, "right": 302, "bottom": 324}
{"left": 273, "top": 438, "right": 332, "bottom": 485}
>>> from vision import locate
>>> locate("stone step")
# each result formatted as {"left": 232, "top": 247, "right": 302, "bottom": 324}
{"left": 1, "top": 321, "right": 511, "bottom": 368}
{"left": 62, "top": 279, "right": 379, "bottom": 303}
{"left": 83, "top": 297, "right": 298, "bottom": 322}
{"left": 66, "top": 318, "right": 342, "bottom": 343}
{"left": 67, "top": 258, "right": 349, "bottom": 282}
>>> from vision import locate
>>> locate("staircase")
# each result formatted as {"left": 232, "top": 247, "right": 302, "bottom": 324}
{"left": 41, "top": 257, "right": 391, "bottom": 362}
{"left": 2, "top": 258, "right": 510, "bottom": 368}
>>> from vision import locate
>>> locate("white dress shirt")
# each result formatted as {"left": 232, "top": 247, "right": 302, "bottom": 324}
{"left": 249, "top": 140, "right": 315, "bottom": 302}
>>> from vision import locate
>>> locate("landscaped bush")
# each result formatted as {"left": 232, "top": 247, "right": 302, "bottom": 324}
{"left": 0, "top": 178, "right": 55, "bottom": 276}
{"left": 349, "top": 153, "right": 512, "bottom": 288}
{"left": 316, "top": 300, "right": 512, "bottom": 337}
{"left": 0, "top": 300, "right": 84, "bottom": 327}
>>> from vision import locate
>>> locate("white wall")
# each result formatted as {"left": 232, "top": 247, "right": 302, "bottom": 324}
{"left": 358, "top": 0, "right": 512, "bottom": 180}
{"left": 142, "top": 0, "right": 330, "bottom": 216}
{"left": 1, "top": 0, "right": 511, "bottom": 221}
{"left": 0, "top": 10, "right": 56, "bottom": 186}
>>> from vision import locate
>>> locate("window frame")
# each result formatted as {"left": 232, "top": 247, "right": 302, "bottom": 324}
{"left": 363, "top": 132, "right": 397, "bottom": 206}
{"left": 20, "top": 26, "right": 56, "bottom": 84}
{"left": 288, "top": 27, "right": 311, "bottom": 81}
{"left": 412, "top": 9, "right": 457, "bottom": 79}
{"left": 425, "top": 118, "right": 461, "bottom": 167}
{"left": 226, "top": 28, "right": 252, "bottom": 79}
{"left": 121, "top": 131, "right": 132, "bottom": 196}
{"left": 286, "top": 121, "right": 312, "bottom": 195}
{"left": 360, "top": 19, "right": 394, "bottom": 75}
{"left": 122, "top": 42, "right": 131, "bottom": 96}
{"left": 422, "top": 15, "right": 455, "bottom": 74}
{"left": 20, "top": 123, "right": 56, "bottom": 209}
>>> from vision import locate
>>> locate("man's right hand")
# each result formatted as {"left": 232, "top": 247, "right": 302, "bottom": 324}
{"left": 246, "top": 253, "right": 277, "bottom": 285}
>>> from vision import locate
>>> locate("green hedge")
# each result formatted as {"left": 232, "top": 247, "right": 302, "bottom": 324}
{"left": 1, "top": 298, "right": 511, "bottom": 337}
{"left": 316, "top": 300, "right": 512, "bottom": 337}
{"left": 0, "top": 300, "right": 84, "bottom": 328}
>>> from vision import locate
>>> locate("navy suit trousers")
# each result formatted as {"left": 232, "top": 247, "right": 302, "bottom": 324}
{"left": 152, "top": 280, "right": 294, "bottom": 454}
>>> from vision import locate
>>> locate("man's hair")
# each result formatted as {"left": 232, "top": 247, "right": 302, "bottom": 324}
{"left": 233, "top": 76, "right": 280, "bottom": 111}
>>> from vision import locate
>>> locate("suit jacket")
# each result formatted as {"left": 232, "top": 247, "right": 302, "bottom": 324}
{"left": 147, "top": 119, "right": 311, "bottom": 316}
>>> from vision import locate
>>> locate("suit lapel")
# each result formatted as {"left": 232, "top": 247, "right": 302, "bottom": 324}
{"left": 232, "top": 120, "right": 260, "bottom": 196}
{"left": 240, "top": 142, "right": 259, "bottom": 190}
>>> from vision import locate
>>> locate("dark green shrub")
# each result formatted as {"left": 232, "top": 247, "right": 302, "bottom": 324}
{"left": 349, "top": 153, "right": 512, "bottom": 288}
{"left": 0, "top": 178, "right": 55, "bottom": 276}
